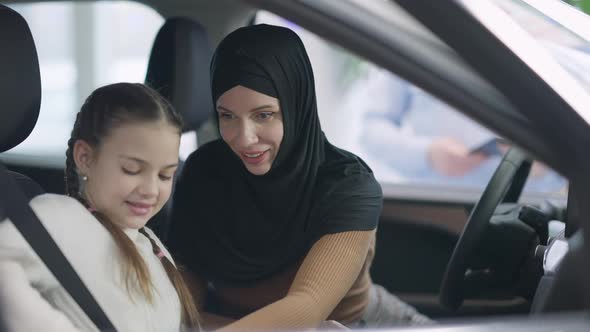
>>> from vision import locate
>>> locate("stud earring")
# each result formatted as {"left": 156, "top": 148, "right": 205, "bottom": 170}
{"left": 82, "top": 175, "right": 88, "bottom": 181}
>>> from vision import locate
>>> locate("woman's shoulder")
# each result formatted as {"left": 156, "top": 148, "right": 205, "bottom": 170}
{"left": 180, "top": 139, "right": 237, "bottom": 187}
{"left": 185, "top": 139, "right": 226, "bottom": 164}
{"left": 314, "top": 145, "right": 383, "bottom": 230}
{"left": 319, "top": 144, "right": 381, "bottom": 193}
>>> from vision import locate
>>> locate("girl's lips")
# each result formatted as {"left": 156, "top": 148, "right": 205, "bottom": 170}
{"left": 240, "top": 150, "right": 269, "bottom": 165}
{"left": 126, "top": 201, "right": 153, "bottom": 216}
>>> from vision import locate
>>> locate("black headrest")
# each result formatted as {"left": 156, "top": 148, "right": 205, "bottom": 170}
{"left": 145, "top": 17, "right": 213, "bottom": 133}
{"left": 0, "top": 5, "right": 41, "bottom": 153}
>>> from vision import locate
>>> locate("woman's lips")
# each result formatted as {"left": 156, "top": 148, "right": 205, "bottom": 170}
{"left": 240, "top": 150, "right": 269, "bottom": 165}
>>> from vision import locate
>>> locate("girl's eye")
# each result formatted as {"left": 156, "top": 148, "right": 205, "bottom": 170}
{"left": 122, "top": 167, "right": 140, "bottom": 175}
{"left": 159, "top": 174, "right": 173, "bottom": 181}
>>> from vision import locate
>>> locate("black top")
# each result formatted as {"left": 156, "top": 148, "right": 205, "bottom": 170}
{"left": 168, "top": 24, "right": 382, "bottom": 285}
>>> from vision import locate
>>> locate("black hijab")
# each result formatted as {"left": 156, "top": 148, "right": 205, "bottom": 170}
{"left": 168, "top": 24, "right": 382, "bottom": 285}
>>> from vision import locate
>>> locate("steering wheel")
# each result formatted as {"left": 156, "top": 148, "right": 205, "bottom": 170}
{"left": 440, "top": 147, "right": 532, "bottom": 310}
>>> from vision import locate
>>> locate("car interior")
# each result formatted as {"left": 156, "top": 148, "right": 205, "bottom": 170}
{"left": 1, "top": 0, "right": 589, "bottom": 330}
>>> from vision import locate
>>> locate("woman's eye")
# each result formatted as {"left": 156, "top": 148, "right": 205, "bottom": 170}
{"left": 218, "top": 112, "right": 234, "bottom": 120}
{"left": 256, "top": 112, "right": 274, "bottom": 120}
{"left": 122, "top": 168, "right": 140, "bottom": 175}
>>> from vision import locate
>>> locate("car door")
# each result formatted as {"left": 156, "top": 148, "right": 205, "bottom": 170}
{"left": 248, "top": 0, "right": 578, "bottom": 318}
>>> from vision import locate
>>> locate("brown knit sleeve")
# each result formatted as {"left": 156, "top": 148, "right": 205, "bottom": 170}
{"left": 180, "top": 270, "right": 240, "bottom": 329}
{"left": 217, "top": 230, "right": 374, "bottom": 331}
{"left": 180, "top": 270, "right": 208, "bottom": 311}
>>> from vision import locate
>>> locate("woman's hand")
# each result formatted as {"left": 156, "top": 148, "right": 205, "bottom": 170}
{"left": 317, "top": 320, "right": 349, "bottom": 330}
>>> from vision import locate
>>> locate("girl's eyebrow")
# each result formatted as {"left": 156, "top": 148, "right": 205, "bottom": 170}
{"left": 119, "top": 155, "right": 145, "bottom": 164}
{"left": 119, "top": 155, "right": 178, "bottom": 169}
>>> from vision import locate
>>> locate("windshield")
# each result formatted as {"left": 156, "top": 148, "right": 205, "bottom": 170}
{"left": 495, "top": 0, "right": 590, "bottom": 93}
{"left": 459, "top": 0, "right": 590, "bottom": 125}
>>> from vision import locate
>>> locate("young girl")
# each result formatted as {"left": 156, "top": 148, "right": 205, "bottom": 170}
{"left": 0, "top": 83, "right": 199, "bottom": 331}
{"left": 169, "top": 24, "right": 431, "bottom": 330}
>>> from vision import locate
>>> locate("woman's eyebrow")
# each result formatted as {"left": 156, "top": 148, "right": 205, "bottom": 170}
{"left": 250, "top": 105, "right": 275, "bottom": 112}
{"left": 216, "top": 105, "right": 233, "bottom": 112}
{"left": 217, "top": 104, "right": 276, "bottom": 113}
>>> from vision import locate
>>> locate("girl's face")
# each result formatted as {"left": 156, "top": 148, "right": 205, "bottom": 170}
{"left": 74, "top": 120, "right": 180, "bottom": 230}
{"left": 216, "top": 85, "right": 284, "bottom": 175}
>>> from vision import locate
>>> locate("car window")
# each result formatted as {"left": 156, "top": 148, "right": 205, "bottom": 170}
{"left": 4, "top": 1, "right": 163, "bottom": 168}
{"left": 493, "top": 0, "right": 590, "bottom": 94}
{"left": 256, "top": 10, "right": 567, "bottom": 199}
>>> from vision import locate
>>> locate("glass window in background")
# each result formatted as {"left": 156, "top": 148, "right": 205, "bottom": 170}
{"left": 255, "top": 10, "right": 567, "bottom": 197}
{"left": 5, "top": 2, "right": 163, "bottom": 167}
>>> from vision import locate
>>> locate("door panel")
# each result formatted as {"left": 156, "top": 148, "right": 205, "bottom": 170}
{"left": 373, "top": 198, "right": 531, "bottom": 318}
{"left": 372, "top": 200, "right": 464, "bottom": 295}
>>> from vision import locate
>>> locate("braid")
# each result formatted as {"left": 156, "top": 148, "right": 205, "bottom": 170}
{"left": 65, "top": 113, "right": 82, "bottom": 197}
{"left": 139, "top": 229, "right": 201, "bottom": 331}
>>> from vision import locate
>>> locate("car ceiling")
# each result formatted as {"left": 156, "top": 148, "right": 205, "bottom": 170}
{"left": 5, "top": 0, "right": 256, "bottom": 44}
{"left": 1, "top": 0, "right": 449, "bottom": 49}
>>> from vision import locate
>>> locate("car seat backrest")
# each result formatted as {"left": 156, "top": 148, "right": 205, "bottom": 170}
{"left": 145, "top": 17, "right": 214, "bottom": 134}
{"left": 0, "top": 5, "right": 41, "bottom": 152}
{"left": 0, "top": 4, "right": 44, "bottom": 199}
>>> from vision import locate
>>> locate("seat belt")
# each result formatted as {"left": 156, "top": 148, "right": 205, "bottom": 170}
{"left": 0, "top": 163, "right": 117, "bottom": 331}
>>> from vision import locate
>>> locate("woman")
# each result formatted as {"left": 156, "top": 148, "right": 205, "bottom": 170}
{"left": 169, "top": 24, "right": 430, "bottom": 330}
{"left": 0, "top": 83, "right": 199, "bottom": 331}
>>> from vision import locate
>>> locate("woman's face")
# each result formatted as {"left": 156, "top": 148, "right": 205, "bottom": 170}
{"left": 74, "top": 120, "right": 180, "bottom": 230}
{"left": 217, "top": 85, "right": 284, "bottom": 175}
